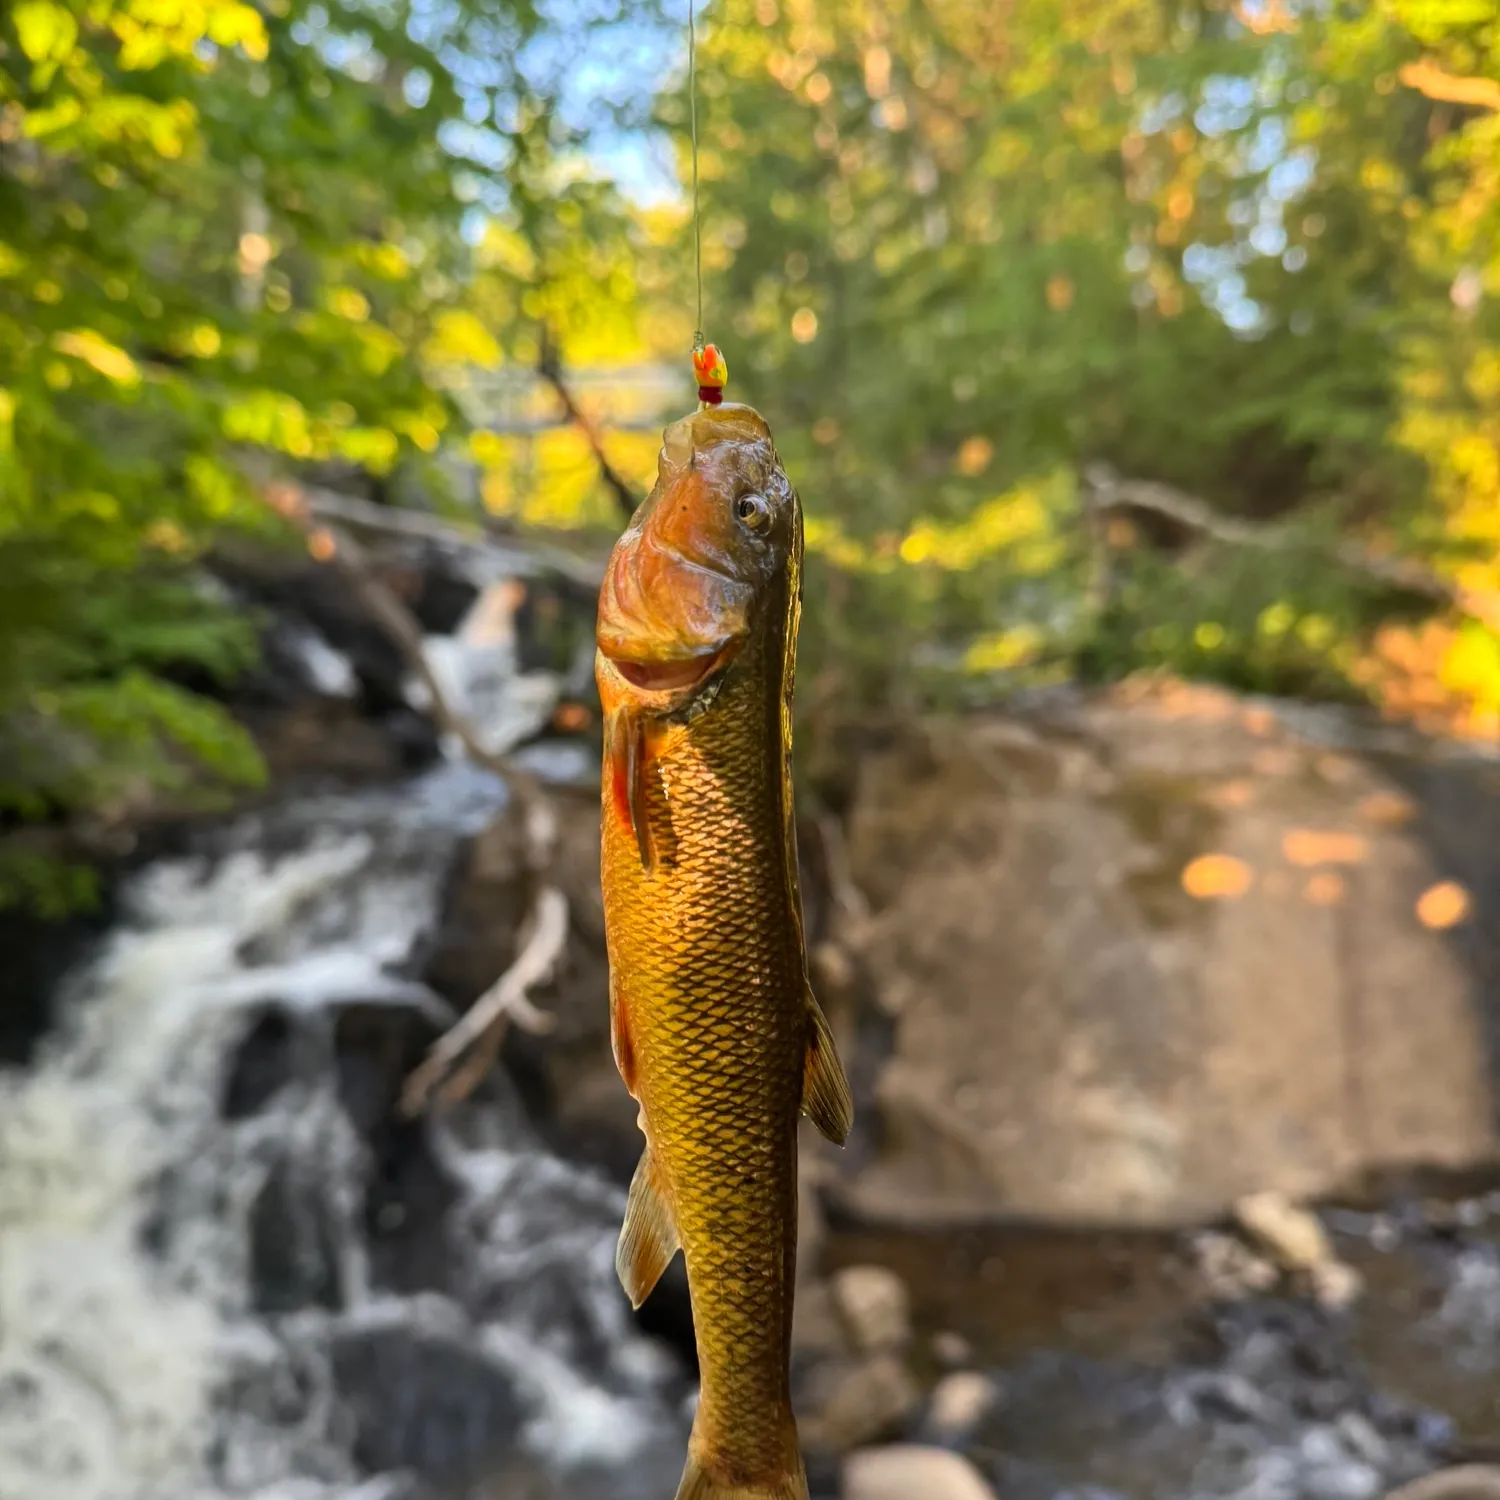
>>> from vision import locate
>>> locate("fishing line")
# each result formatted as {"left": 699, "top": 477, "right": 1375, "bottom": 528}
{"left": 685, "top": 0, "right": 726, "bottom": 406}
{"left": 689, "top": 0, "right": 703, "bottom": 352}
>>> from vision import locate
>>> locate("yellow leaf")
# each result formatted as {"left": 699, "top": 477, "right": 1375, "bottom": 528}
{"left": 22, "top": 97, "right": 84, "bottom": 139}
{"left": 328, "top": 286, "right": 370, "bottom": 322}
{"left": 54, "top": 329, "right": 141, "bottom": 386}
{"left": 423, "top": 310, "right": 501, "bottom": 369}
{"left": 963, "top": 627, "right": 1042, "bottom": 673}
{"left": 14, "top": 1, "right": 78, "bottom": 64}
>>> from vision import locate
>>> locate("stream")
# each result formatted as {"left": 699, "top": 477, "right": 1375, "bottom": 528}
{"left": 0, "top": 756, "right": 688, "bottom": 1500}
{"left": 3, "top": 702, "right": 1500, "bottom": 1498}
{"left": 827, "top": 1198, "right": 1500, "bottom": 1500}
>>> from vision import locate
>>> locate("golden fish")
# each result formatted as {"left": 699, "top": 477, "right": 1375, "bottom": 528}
{"left": 596, "top": 401, "right": 852, "bottom": 1500}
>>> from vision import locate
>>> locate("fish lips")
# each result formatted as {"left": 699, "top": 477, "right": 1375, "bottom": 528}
{"left": 596, "top": 537, "right": 755, "bottom": 712}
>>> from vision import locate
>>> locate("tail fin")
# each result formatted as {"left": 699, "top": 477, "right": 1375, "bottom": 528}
{"left": 673, "top": 1454, "right": 809, "bottom": 1500}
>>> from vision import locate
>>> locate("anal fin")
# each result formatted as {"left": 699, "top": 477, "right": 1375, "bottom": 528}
{"left": 616, "top": 1147, "right": 680, "bottom": 1308}
{"left": 801, "top": 990, "right": 854, "bottom": 1145}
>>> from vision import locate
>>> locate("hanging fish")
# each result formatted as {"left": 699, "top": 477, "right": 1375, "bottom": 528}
{"left": 596, "top": 385, "right": 852, "bottom": 1500}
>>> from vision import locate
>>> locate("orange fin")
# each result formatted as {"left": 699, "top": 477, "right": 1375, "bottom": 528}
{"left": 605, "top": 708, "right": 655, "bottom": 871}
{"left": 801, "top": 989, "right": 853, "bottom": 1145}
{"left": 616, "top": 1147, "right": 680, "bottom": 1309}
{"left": 674, "top": 1441, "right": 808, "bottom": 1500}
{"left": 626, "top": 717, "right": 654, "bottom": 870}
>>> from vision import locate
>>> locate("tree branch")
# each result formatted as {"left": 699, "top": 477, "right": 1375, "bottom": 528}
{"left": 1081, "top": 463, "right": 1500, "bottom": 629}
{"left": 537, "top": 331, "right": 643, "bottom": 522}
{"left": 1399, "top": 59, "right": 1500, "bottom": 114}
{"left": 401, "top": 817, "right": 569, "bottom": 1115}
{"left": 297, "top": 483, "right": 605, "bottom": 589}
{"left": 259, "top": 479, "right": 574, "bottom": 1112}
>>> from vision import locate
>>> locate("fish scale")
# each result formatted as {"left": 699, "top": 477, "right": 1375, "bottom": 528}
{"left": 596, "top": 403, "right": 852, "bottom": 1500}
{"left": 604, "top": 645, "right": 804, "bottom": 1481}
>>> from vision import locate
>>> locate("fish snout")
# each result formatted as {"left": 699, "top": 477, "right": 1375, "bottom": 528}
{"left": 596, "top": 529, "right": 753, "bottom": 697}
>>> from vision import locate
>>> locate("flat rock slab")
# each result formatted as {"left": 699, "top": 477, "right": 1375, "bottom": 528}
{"left": 837, "top": 683, "right": 1497, "bottom": 1227}
{"left": 842, "top": 1445, "right": 997, "bottom": 1500}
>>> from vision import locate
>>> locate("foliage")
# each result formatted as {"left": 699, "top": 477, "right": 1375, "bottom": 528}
{"left": 5, "top": 0, "right": 1500, "bottom": 905}
{"left": 0, "top": 0, "right": 664, "bottom": 907}
{"left": 670, "top": 0, "right": 1500, "bottom": 749}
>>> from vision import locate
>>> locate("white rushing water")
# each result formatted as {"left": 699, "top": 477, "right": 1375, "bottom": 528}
{"left": 0, "top": 761, "right": 683, "bottom": 1500}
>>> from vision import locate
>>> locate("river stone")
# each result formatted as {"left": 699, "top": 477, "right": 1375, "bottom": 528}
{"left": 830, "top": 1265, "right": 911, "bottom": 1353}
{"left": 836, "top": 684, "right": 1498, "bottom": 1227}
{"left": 1386, "top": 1468, "right": 1500, "bottom": 1500}
{"left": 330, "top": 1319, "right": 525, "bottom": 1484}
{"left": 842, "top": 1445, "right": 997, "bottom": 1500}
{"left": 925, "top": 1371, "right": 1000, "bottom": 1440}
{"left": 803, "top": 1352, "right": 919, "bottom": 1452}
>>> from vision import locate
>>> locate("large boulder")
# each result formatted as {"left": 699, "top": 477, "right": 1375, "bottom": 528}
{"left": 835, "top": 682, "right": 1499, "bottom": 1227}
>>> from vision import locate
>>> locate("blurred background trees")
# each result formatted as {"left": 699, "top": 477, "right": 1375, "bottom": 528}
{"left": 3, "top": 0, "right": 1499, "bottom": 906}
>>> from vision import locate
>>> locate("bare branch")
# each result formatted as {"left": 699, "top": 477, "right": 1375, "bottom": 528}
{"left": 298, "top": 484, "right": 605, "bottom": 589}
{"left": 1081, "top": 464, "right": 1500, "bottom": 629}
{"left": 400, "top": 882, "right": 569, "bottom": 1114}
{"left": 538, "top": 331, "right": 644, "bottom": 522}
{"left": 811, "top": 809, "right": 871, "bottom": 934}
{"left": 1399, "top": 59, "right": 1500, "bottom": 114}
{"left": 257, "top": 479, "right": 579, "bottom": 1114}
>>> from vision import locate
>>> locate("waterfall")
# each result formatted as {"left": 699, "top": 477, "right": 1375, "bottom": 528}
{"left": 0, "top": 758, "right": 685, "bottom": 1500}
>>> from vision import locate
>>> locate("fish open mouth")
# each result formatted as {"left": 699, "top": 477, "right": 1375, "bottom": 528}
{"left": 609, "top": 649, "right": 724, "bottom": 694}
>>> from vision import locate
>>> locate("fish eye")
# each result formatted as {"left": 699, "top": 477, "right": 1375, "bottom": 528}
{"left": 735, "top": 493, "right": 771, "bottom": 531}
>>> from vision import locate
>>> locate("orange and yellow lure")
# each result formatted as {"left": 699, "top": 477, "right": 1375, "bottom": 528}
{"left": 692, "top": 342, "right": 729, "bottom": 407}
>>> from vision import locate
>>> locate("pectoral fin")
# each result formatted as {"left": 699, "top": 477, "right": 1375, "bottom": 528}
{"left": 604, "top": 707, "right": 655, "bottom": 871}
{"left": 801, "top": 990, "right": 854, "bottom": 1145}
{"left": 616, "top": 1147, "right": 680, "bottom": 1308}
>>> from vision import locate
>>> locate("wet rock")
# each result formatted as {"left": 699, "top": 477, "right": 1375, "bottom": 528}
{"left": 222, "top": 1007, "right": 297, "bottom": 1118}
{"left": 1337, "top": 1413, "right": 1391, "bottom": 1469}
{"left": 1191, "top": 1229, "right": 1278, "bottom": 1301}
{"left": 791, "top": 1279, "right": 846, "bottom": 1358}
{"left": 330, "top": 1319, "right": 525, "bottom": 1486}
{"left": 925, "top": 1371, "right": 1000, "bottom": 1440}
{"left": 246, "top": 696, "right": 430, "bottom": 784}
{"left": 1234, "top": 1191, "right": 1364, "bottom": 1308}
{"left": 830, "top": 1265, "right": 911, "bottom": 1354}
{"left": 0, "top": 898, "right": 114, "bottom": 1067}
{"left": 930, "top": 1331, "right": 973, "bottom": 1368}
{"left": 1235, "top": 1191, "right": 1333, "bottom": 1272}
{"left": 420, "top": 805, "right": 530, "bottom": 1014}
{"left": 1387, "top": 1468, "right": 1500, "bottom": 1500}
{"left": 328, "top": 999, "right": 463, "bottom": 1297}
{"left": 1311, "top": 1258, "right": 1366, "bottom": 1310}
{"left": 1300, "top": 1425, "right": 1382, "bottom": 1500}
{"left": 842, "top": 1445, "right": 997, "bottom": 1500}
{"left": 804, "top": 1352, "right": 919, "bottom": 1451}
{"left": 837, "top": 689, "right": 1497, "bottom": 1227}
{"left": 249, "top": 1155, "right": 345, "bottom": 1313}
